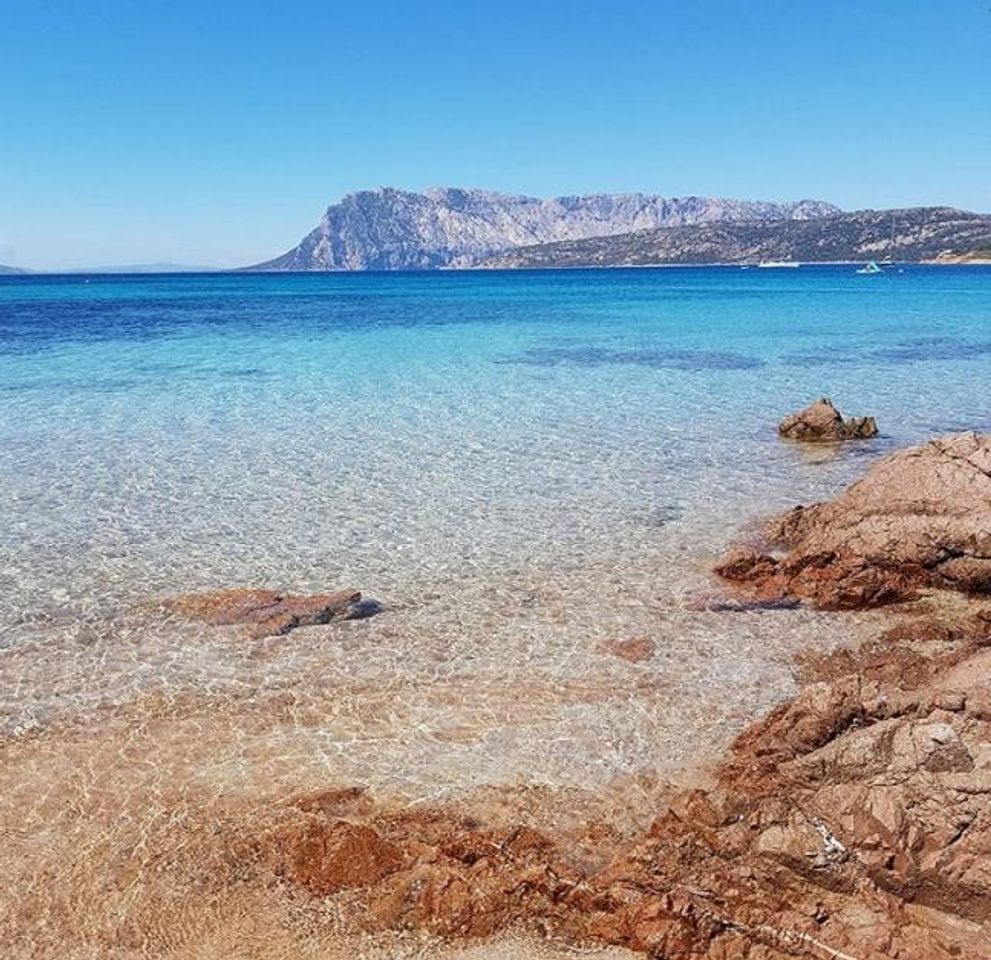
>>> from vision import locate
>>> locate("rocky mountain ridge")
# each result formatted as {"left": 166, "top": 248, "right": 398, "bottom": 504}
{"left": 479, "top": 206, "right": 991, "bottom": 267}
{"left": 247, "top": 187, "right": 839, "bottom": 271}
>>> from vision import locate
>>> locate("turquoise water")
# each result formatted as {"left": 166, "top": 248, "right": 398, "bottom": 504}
{"left": 3, "top": 266, "right": 991, "bottom": 789}
{"left": 4, "top": 266, "right": 991, "bottom": 614}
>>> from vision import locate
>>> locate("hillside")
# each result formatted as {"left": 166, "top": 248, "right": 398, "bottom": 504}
{"left": 478, "top": 207, "right": 991, "bottom": 267}
{"left": 246, "top": 187, "right": 839, "bottom": 271}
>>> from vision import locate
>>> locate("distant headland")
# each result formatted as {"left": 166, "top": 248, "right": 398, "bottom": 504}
{"left": 245, "top": 187, "right": 991, "bottom": 272}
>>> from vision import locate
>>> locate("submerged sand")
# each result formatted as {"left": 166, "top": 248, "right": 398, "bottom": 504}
{"left": 0, "top": 541, "right": 887, "bottom": 958}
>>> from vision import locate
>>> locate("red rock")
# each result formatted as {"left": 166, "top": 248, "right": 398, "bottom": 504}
{"left": 276, "top": 819, "right": 405, "bottom": 895}
{"left": 778, "top": 397, "right": 878, "bottom": 442}
{"left": 166, "top": 586, "right": 363, "bottom": 638}
{"left": 294, "top": 785, "right": 374, "bottom": 819}
{"left": 264, "top": 613, "right": 991, "bottom": 959}
{"left": 718, "top": 432, "right": 991, "bottom": 609}
{"left": 712, "top": 546, "right": 779, "bottom": 581}
{"left": 600, "top": 636, "right": 657, "bottom": 662}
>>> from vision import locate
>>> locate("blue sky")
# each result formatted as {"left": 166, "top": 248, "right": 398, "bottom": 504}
{"left": 2, "top": 1, "right": 989, "bottom": 270}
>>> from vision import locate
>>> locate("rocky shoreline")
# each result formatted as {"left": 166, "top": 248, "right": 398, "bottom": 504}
{"left": 180, "top": 429, "right": 991, "bottom": 958}
{"left": 6, "top": 424, "right": 991, "bottom": 959}
{"left": 717, "top": 432, "right": 991, "bottom": 610}
{"left": 264, "top": 601, "right": 991, "bottom": 958}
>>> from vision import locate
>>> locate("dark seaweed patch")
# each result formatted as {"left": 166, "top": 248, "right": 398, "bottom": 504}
{"left": 870, "top": 340, "right": 991, "bottom": 363}
{"left": 498, "top": 345, "right": 765, "bottom": 371}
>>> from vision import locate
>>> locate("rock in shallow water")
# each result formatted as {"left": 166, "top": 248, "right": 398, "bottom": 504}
{"left": 599, "top": 636, "right": 656, "bottom": 662}
{"left": 165, "top": 587, "right": 365, "bottom": 638}
{"left": 778, "top": 397, "right": 878, "bottom": 442}
{"left": 264, "top": 613, "right": 991, "bottom": 959}
{"left": 718, "top": 431, "right": 991, "bottom": 609}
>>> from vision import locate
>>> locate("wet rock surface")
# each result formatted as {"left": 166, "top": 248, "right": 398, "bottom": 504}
{"left": 165, "top": 587, "right": 365, "bottom": 638}
{"left": 268, "top": 611, "right": 991, "bottom": 958}
{"left": 718, "top": 432, "right": 991, "bottom": 609}
{"left": 777, "top": 397, "right": 878, "bottom": 442}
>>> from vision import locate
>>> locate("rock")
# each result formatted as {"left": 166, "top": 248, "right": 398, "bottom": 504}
{"left": 275, "top": 819, "right": 405, "bottom": 895}
{"left": 711, "top": 546, "right": 780, "bottom": 582}
{"left": 600, "top": 636, "right": 656, "bottom": 662}
{"left": 261, "top": 612, "right": 991, "bottom": 958}
{"left": 718, "top": 432, "right": 991, "bottom": 609}
{"left": 294, "top": 785, "right": 374, "bottom": 819}
{"left": 778, "top": 397, "right": 878, "bottom": 442}
{"left": 165, "top": 587, "right": 364, "bottom": 638}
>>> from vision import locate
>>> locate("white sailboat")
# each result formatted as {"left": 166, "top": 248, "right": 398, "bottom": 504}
{"left": 757, "top": 259, "right": 800, "bottom": 268}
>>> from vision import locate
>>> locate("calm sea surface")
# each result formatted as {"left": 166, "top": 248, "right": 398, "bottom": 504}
{"left": 2, "top": 266, "right": 991, "bottom": 792}
{"left": 4, "top": 266, "right": 991, "bottom": 614}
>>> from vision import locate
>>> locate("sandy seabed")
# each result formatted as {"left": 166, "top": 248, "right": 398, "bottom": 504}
{"left": 1, "top": 533, "right": 888, "bottom": 959}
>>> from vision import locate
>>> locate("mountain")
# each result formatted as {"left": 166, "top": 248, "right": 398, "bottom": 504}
{"left": 477, "top": 207, "right": 991, "bottom": 268}
{"left": 0, "top": 264, "right": 26, "bottom": 275}
{"left": 246, "top": 187, "right": 839, "bottom": 271}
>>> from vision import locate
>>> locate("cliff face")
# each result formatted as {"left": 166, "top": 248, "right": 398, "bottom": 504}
{"left": 479, "top": 207, "right": 991, "bottom": 267}
{"left": 247, "top": 187, "right": 839, "bottom": 271}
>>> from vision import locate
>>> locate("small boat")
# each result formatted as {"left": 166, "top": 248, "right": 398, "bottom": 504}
{"left": 856, "top": 260, "right": 882, "bottom": 275}
{"left": 757, "top": 259, "right": 800, "bottom": 268}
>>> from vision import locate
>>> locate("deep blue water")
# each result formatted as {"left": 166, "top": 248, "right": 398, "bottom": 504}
{"left": 2, "top": 265, "right": 991, "bottom": 622}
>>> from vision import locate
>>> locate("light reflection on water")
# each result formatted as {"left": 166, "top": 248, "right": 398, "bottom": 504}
{"left": 2, "top": 266, "right": 991, "bottom": 787}
{"left": 5, "top": 267, "right": 991, "bottom": 956}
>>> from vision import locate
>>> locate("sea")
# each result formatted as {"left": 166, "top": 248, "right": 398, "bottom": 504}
{"left": 3, "top": 264, "right": 991, "bottom": 955}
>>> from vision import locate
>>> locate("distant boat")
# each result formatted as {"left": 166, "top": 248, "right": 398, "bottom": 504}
{"left": 856, "top": 260, "right": 883, "bottom": 275}
{"left": 757, "top": 259, "right": 800, "bottom": 268}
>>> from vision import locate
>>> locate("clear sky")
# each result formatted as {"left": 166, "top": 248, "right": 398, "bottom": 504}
{"left": 2, "top": 1, "right": 989, "bottom": 270}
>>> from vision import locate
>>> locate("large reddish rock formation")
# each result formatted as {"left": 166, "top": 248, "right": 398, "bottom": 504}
{"left": 778, "top": 397, "right": 878, "bottom": 442}
{"left": 266, "top": 613, "right": 991, "bottom": 958}
{"left": 165, "top": 587, "right": 363, "bottom": 638}
{"left": 718, "top": 432, "right": 991, "bottom": 609}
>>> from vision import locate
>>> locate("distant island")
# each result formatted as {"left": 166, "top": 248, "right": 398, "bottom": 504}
{"left": 245, "top": 189, "right": 991, "bottom": 271}
{"left": 10, "top": 193, "right": 991, "bottom": 276}
{"left": 68, "top": 262, "right": 217, "bottom": 274}
{"left": 245, "top": 188, "right": 839, "bottom": 271}
{"left": 1, "top": 262, "right": 216, "bottom": 276}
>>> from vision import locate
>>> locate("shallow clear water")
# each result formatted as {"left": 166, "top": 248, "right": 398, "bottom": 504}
{"left": 4, "top": 266, "right": 991, "bottom": 620}
{"left": 6, "top": 266, "right": 991, "bottom": 957}
{"left": 2, "top": 266, "right": 991, "bottom": 793}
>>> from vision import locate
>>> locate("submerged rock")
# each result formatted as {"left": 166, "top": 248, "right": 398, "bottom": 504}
{"left": 718, "top": 432, "right": 991, "bottom": 609}
{"left": 778, "top": 397, "right": 878, "bottom": 442}
{"left": 274, "top": 819, "right": 406, "bottom": 896}
{"left": 166, "top": 587, "right": 364, "bottom": 638}
{"left": 599, "top": 636, "right": 656, "bottom": 662}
